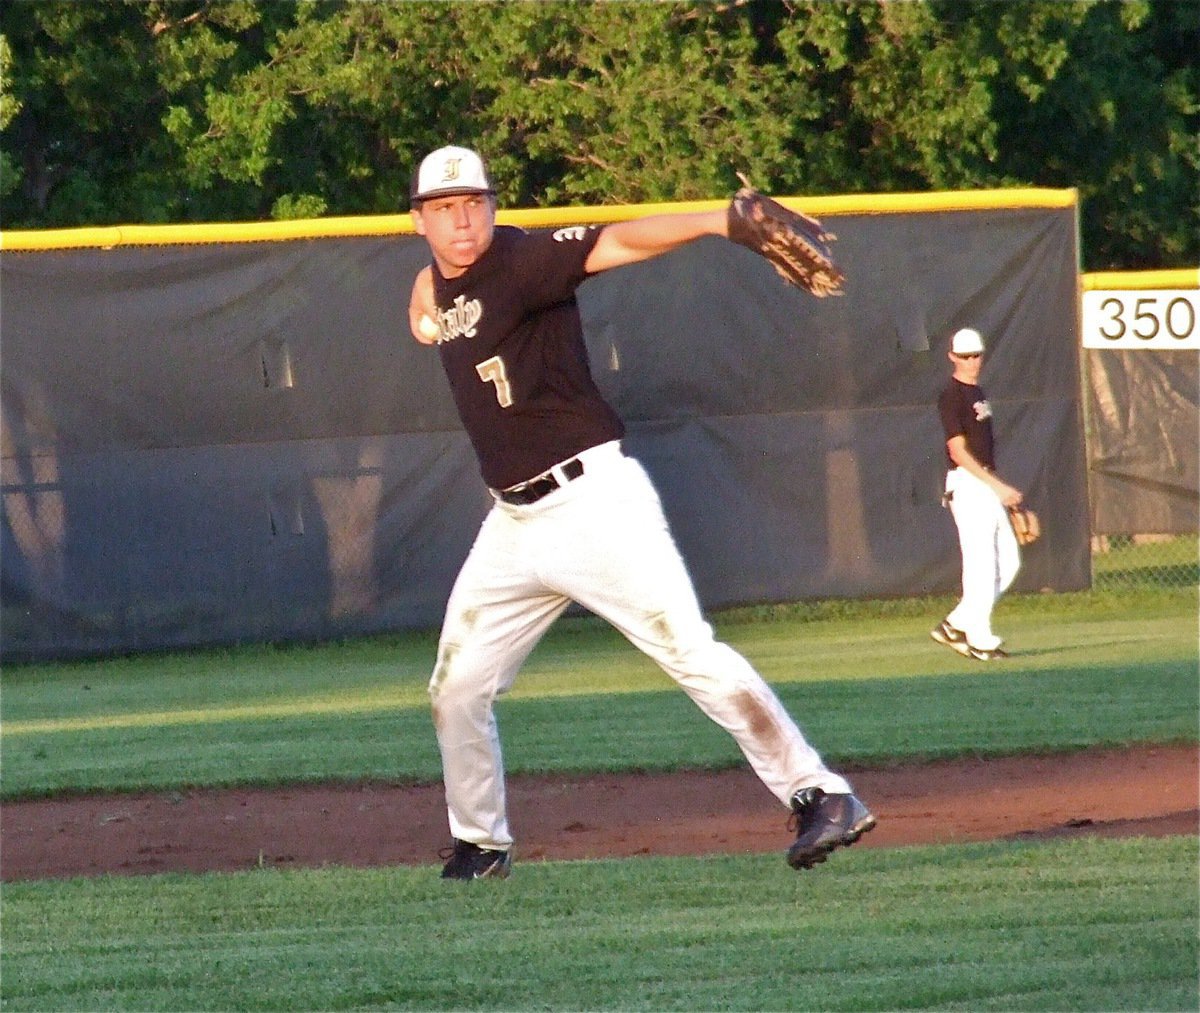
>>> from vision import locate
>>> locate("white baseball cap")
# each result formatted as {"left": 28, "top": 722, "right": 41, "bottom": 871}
{"left": 410, "top": 146, "right": 494, "bottom": 204}
{"left": 951, "top": 327, "right": 986, "bottom": 355}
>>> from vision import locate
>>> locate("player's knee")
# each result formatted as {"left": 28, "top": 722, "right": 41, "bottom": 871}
{"left": 428, "top": 646, "right": 490, "bottom": 708}
{"left": 430, "top": 660, "right": 464, "bottom": 704}
{"left": 428, "top": 642, "right": 455, "bottom": 699}
{"left": 659, "top": 634, "right": 749, "bottom": 686}
{"left": 643, "top": 610, "right": 718, "bottom": 665}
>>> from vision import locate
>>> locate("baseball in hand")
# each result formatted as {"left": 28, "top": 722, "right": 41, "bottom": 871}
{"left": 418, "top": 314, "right": 440, "bottom": 341}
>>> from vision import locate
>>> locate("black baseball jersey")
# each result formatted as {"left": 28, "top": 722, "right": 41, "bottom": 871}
{"left": 938, "top": 377, "right": 995, "bottom": 470}
{"left": 430, "top": 225, "right": 624, "bottom": 490}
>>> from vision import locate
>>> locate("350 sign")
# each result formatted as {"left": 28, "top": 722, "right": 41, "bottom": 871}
{"left": 1082, "top": 290, "right": 1198, "bottom": 350}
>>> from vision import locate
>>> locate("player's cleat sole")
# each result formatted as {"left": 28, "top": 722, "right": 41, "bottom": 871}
{"left": 439, "top": 839, "right": 512, "bottom": 880}
{"left": 786, "top": 788, "right": 877, "bottom": 870}
{"left": 930, "top": 619, "right": 971, "bottom": 656}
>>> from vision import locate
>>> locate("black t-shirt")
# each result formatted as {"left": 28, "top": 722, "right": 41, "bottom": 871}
{"left": 430, "top": 225, "right": 624, "bottom": 489}
{"left": 937, "top": 377, "right": 995, "bottom": 470}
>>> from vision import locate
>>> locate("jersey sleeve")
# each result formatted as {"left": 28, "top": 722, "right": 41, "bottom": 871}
{"left": 506, "top": 225, "right": 601, "bottom": 312}
{"left": 938, "top": 385, "right": 964, "bottom": 442}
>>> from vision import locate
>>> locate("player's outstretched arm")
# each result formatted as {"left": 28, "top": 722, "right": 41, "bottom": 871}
{"left": 585, "top": 210, "right": 728, "bottom": 275}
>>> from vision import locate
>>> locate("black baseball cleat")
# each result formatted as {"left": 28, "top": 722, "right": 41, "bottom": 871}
{"left": 786, "top": 788, "right": 877, "bottom": 870}
{"left": 930, "top": 619, "right": 971, "bottom": 656}
{"left": 439, "top": 839, "right": 512, "bottom": 880}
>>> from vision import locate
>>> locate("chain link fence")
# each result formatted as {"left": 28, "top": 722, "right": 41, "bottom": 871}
{"left": 1090, "top": 534, "right": 1199, "bottom": 592}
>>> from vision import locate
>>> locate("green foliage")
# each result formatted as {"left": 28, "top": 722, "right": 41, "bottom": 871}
{"left": 0, "top": 34, "right": 20, "bottom": 198}
{"left": 773, "top": 1, "right": 1006, "bottom": 191}
{"left": 464, "top": 3, "right": 787, "bottom": 203}
{"left": 0, "top": 1, "right": 1195, "bottom": 267}
{"left": 2, "top": 838, "right": 1196, "bottom": 1010}
{"left": 982, "top": 0, "right": 1200, "bottom": 268}
{"left": 270, "top": 191, "right": 328, "bottom": 219}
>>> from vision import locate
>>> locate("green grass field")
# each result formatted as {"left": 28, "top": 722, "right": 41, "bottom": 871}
{"left": 2, "top": 590, "right": 1194, "bottom": 798}
{"left": 2, "top": 588, "right": 1197, "bottom": 1010}
{"left": 3, "top": 838, "right": 1195, "bottom": 1012}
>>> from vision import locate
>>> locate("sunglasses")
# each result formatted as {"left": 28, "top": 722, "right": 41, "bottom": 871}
{"left": 954, "top": 352, "right": 983, "bottom": 360}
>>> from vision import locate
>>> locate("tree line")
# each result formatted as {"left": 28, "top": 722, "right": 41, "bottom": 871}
{"left": 1, "top": 0, "right": 1196, "bottom": 270}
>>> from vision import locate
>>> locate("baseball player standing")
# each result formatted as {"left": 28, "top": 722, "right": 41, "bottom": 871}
{"left": 406, "top": 145, "right": 874, "bottom": 880}
{"left": 931, "top": 327, "right": 1024, "bottom": 661}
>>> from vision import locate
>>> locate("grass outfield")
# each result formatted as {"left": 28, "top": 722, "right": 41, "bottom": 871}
{"left": 1, "top": 589, "right": 1196, "bottom": 1010}
{"left": 2, "top": 838, "right": 1195, "bottom": 1011}
{"left": 1, "top": 590, "right": 1195, "bottom": 797}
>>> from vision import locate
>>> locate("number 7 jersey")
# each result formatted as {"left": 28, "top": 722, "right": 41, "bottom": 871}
{"left": 429, "top": 225, "right": 625, "bottom": 490}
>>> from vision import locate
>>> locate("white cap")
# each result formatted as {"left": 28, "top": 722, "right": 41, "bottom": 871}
{"left": 951, "top": 327, "right": 986, "bottom": 355}
{"left": 410, "top": 146, "right": 494, "bottom": 204}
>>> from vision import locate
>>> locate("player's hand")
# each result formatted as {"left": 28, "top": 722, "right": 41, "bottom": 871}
{"left": 996, "top": 482, "right": 1023, "bottom": 509}
{"left": 409, "top": 266, "right": 440, "bottom": 344}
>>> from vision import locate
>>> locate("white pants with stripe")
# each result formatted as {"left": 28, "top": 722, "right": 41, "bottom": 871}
{"left": 944, "top": 467, "right": 1021, "bottom": 651}
{"left": 429, "top": 442, "right": 851, "bottom": 851}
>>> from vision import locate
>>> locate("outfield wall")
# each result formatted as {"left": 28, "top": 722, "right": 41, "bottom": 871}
{"left": 1, "top": 190, "right": 1090, "bottom": 659}
{"left": 1078, "top": 269, "right": 1199, "bottom": 537}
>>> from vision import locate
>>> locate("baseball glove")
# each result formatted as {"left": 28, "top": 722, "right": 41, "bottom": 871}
{"left": 1008, "top": 505, "right": 1041, "bottom": 547}
{"left": 727, "top": 174, "right": 845, "bottom": 297}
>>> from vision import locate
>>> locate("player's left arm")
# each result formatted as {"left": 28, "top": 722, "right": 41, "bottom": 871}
{"left": 946, "top": 435, "right": 1023, "bottom": 508}
{"left": 584, "top": 210, "right": 728, "bottom": 274}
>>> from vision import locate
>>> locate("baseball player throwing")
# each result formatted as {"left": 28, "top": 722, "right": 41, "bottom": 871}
{"left": 931, "top": 327, "right": 1023, "bottom": 661}
{"left": 407, "top": 145, "right": 874, "bottom": 880}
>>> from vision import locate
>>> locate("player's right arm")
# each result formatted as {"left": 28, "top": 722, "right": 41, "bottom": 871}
{"left": 408, "top": 266, "right": 439, "bottom": 344}
{"left": 946, "top": 435, "right": 1023, "bottom": 507}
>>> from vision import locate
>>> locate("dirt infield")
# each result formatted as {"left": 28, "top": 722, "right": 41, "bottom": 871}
{"left": 2, "top": 744, "right": 1195, "bottom": 881}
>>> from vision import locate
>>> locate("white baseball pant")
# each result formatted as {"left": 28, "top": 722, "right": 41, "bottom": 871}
{"left": 944, "top": 466, "right": 1021, "bottom": 651}
{"left": 429, "top": 441, "right": 852, "bottom": 851}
